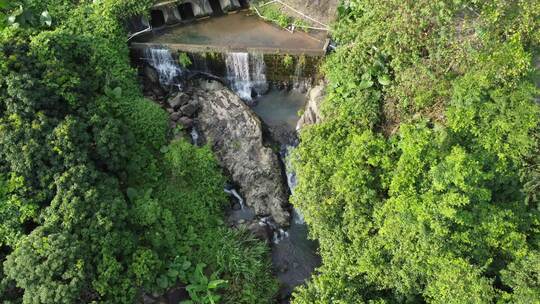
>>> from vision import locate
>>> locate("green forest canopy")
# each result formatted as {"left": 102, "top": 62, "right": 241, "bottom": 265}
{"left": 291, "top": 0, "right": 539, "bottom": 303}
{"left": 0, "top": 1, "right": 276, "bottom": 303}
{"left": 0, "top": 0, "right": 539, "bottom": 303}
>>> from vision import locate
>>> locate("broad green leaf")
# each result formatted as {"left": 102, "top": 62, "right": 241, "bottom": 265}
{"left": 126, "top": 187, "right": 137, "bottom": 201}
{"left": 378, "top": 74, "right": 391, "bottom": 86}
{"left": 167, "top": 269, "right": 179, "bottom": 278}
{"left": 112, "top": 86, "right": 122, "bottom": 98}
{"left": 182, "top": 261, "right": 191, "bottom": 270}
{"left": 358, "top": 80, "right": 374, "bottom": 90}
{"left": 208, "top": 279, "right": 227, "bottom": 289}
{"left": 361, "top": 72, "right": 371, "bottom": 81}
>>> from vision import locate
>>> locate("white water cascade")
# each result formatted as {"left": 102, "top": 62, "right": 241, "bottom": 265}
{"left": 190, "top": 128, "right": 200, "bottom": 146}
{"left": 283, "top": 145, "right": 306, "bottom": 225}
{"left": 292, "top": 59, "right": 308, "bottom": 92}
{"left": 145, "top": 48, "right": 183, "bottom": 88}
{"left": 225, "top": 52, "right": 268, "bottom": 103}
{"left": 250, "top": 53, "right": 269, "bottom": 97}
{"left": 226, "top": 52, "right": 252, "bottom": 101}
{"left": 224, "top": 188, "right": 245, "bottom": 209}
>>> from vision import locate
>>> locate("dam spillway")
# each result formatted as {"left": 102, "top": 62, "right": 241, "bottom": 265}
{"left": 130, "top": 11, "right": 328, "bottom": 56}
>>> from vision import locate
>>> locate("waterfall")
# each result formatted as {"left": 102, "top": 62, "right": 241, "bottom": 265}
{"left": 259, "top": 217, "right": 289, "bottom": 244}
{"left": 225, "top": 52, "right": 268, "bottom": 102}
{"left": 191, "top": 53, "right": 209, "bottom": 73}
{"left": 226, "top": 52, "right": 252, "bottom": 101}
{"left": 250, "top": 53, "right": 269, "bottom": 97}
{"left": 190, "top": 128, "right": 200, "bottom": 146}
{"left": 292, "top": 208, "right": 305, "bottom": 225}
{"left": 145, "top": 48, "right": 183, "bottom": 88}
{"left": 283, "top": 145, "right": 298, "bottom": 193}
{"left": 224, "top": 188, "right": 245, "bottom": 209}
{"left": 283, "top": 145, "right": 306, "bottom": 225}
{"left": 292, "top": 59, "right": 309, "bottom": 92}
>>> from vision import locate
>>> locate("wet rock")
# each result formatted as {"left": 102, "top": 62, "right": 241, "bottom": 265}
{"left": 177, "top": 116, "right": 194, "bottom": 128}
{"left": 167, "top": 285, "right": 189, "bottom": 303}
{"left": 232, "top": 203, "right": 242, "bottom": 211}
{"left": 199, "top": 79, "right": 224, "bottom": 91}
{"left": 170, "top": 112, "right": 182, "bottom": 122}
{"left": 196, "top": 87, "right": 290, "bottom": 226}
{"left": 151, "top": 86, "right": 166, "bottom": 100}
{"left": 268, "top": 125, "right": 298, "bottom": 146}
{"left": 143, "top": 65, "right": 159, "bottom": 84}
{"left": 296, "top": 83, "right": 325, "bottom": 130}
{"left": 180, "top": 102, "right": 199, "bottom": 117}
{"left": 142, "top": 295, "right": 156, "bottom": 304}
{"left": 247, "top": 221, "right": 272, "bottom": 243}
{"left": 168, "top": 92, "right": 188, "bottom": 109}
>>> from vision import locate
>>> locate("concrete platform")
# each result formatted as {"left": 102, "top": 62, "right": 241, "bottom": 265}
{"left": 130, "top": 11, "right": 328, "bottom": 56}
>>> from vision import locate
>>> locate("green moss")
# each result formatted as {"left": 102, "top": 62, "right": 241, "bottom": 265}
{"left": 178, "top": 52, "right": 192, "bottom": 68}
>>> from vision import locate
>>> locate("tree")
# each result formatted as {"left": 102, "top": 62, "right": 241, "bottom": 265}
{"left": 292, "top": 0, "right": 540, "bottom": 302}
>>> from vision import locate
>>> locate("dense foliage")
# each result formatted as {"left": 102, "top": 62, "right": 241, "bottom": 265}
{"left": 292, "top": 0, "right": 539, "bottom": 303}
{"left": 0, "top": 1, "right": 276, "bottom": 303}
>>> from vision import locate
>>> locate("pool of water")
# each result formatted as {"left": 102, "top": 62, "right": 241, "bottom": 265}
{"left": 252, "top": 89, "right": 307, "bottom": 134}
{"left": 133, "top": 12, "right": 327, "bottom": 54}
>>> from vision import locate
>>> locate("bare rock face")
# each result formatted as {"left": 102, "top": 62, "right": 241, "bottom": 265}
{"left": 195, "top": 83, "right": 290, "bottom": 226}
{"left": 296, "top": 83, "right": 325, "bottom": 130}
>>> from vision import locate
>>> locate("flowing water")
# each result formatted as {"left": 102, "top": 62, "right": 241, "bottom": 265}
{"left": 292, "top": 60, "right": 310, "bottom": 93}
{"left": 144, "top": 48, "right": 183, "bottom": 88}
{"left": 252, "top": 90, "right": 320, "bottom": 300}
{"left": 272, "top": 146, "right": 321, "bottom": 297}
{"left": 224, "top": 188, "right": 245, "bottom": 209}
{"left": 250, "top": 53, "right": 269, "bottom": 97}
{"left": 143, "top": 45, "right": 319, "bottom": 301}
{"left": 225, "top": 52, "right": 253, "bottom": 101}
{"left": 225, "top": 52, "right": 268, "bottom": 103}
{"left": 190, "top": 53, "right": 210, "bottom": 74}
{"left": 190, "top": 128, "right": 200, "bottom": 146}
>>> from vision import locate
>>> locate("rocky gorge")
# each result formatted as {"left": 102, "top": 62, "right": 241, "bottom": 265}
{"left": 138, "top": 45, "right": 324, "bottom": 301}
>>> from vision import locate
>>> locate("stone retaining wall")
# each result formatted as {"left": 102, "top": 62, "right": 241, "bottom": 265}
{"left": 130, "top": 48, "right": 323, "bottom": 84}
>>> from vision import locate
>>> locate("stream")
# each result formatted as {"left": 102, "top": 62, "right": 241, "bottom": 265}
{"left": 142, "top": 46, "right": 320, "bottom": 303}
{"left": 233, "top": 86, "right": 321, "bottom": 302}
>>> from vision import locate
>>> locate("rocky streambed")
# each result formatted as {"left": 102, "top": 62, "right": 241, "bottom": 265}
{"left": 139, "top": 46, "right": 325, "bottom": 302}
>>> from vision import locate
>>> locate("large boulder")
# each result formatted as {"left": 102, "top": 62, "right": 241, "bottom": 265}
{"left": 168, "top": 92, "right": 189, "bottom": 109}
{"left": 180, "top": 102, "right": 199, "bottom": 117}
{"left": 296, "top": 83, "right": 325, "bottom": 130}
{"left": 196, "top": 83, "right": 290, "bottom": 226}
